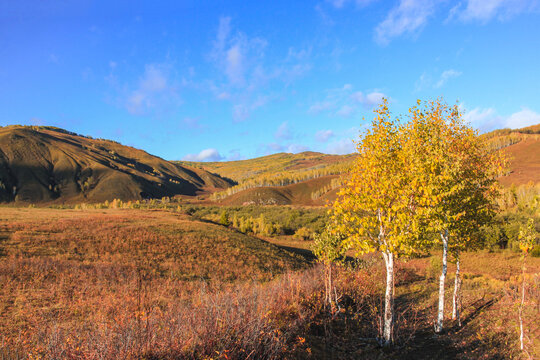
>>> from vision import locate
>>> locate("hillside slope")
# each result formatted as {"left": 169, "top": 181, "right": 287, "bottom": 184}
{"left": 210, "top": 124, "right": 540, "bottom": 206}
{"left": 0, "top": 126, "right": 231, "bottom": 203}
{"left": 482, "top": 124, "right": 540, "bottom": 186}
{"left": 178, "top": 151, "right": 356, "bottom": 182}
{"left": 218, "top": 175, "right": 340, "bottom": 206}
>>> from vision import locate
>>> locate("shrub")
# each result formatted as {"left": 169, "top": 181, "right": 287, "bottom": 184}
{"left": 293, "top": 227, "right": 312, "bottom": 241}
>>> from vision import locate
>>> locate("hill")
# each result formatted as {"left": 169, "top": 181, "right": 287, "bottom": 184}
{"left": 482, "top": 124, "right": 540, "bottom": 186}
{"left": 202, "top": 124, "right": 540, "bottom": 206}
{"left": 0, "top": 126, "right": 232, "bottom": 203}
{"left": 177, "top": 151, "right": 356, "bottom": 182}
{"left": 218, "top": 175, "right": 341, "bottom": 206}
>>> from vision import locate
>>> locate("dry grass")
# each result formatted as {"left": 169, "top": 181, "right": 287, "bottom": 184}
{"left": 0, "top": 207, "right": 538, "bottom": 359}
{"left": 0, "top": 207, "right": 309, "bottom": 358}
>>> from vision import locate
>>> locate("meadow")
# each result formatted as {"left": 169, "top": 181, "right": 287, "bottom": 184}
{"left": 0, "top": 206, "right": 538, "bottom": 359}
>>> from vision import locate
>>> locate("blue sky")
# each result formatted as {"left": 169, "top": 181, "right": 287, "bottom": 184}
{"left": 1, "top": 0, "right": 539, "bottom": 161}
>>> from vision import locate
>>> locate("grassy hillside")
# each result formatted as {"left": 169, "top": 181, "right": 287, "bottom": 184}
{"left": 0, "top": 126, "right": 232, "bottom": 203}
{"left": 178, "top": 151, "right": 356, "bottom": 182}
{"left": 0, "top": 207, "right": 308, "bottom": 357}
{"left": 218, "top": 175, "right": 341, "bottom": 206}
{"left": 203, "top": 124, "right": 540, "bottom": 206}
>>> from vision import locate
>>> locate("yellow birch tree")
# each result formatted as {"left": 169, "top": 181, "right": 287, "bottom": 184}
{"left": 331, "top": 99, "right": 430, "bottom": 346}
{"left": 404, "top": 99, "right": 501, "bottom": 333}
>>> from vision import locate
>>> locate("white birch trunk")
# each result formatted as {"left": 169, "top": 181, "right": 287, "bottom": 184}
{"left": 382, "top": 251, "right": 395, "bottom": 346}
{"left": 452, "top": 257, "right": 461, "bottom": 327}
{"left": 435, "top": 230, "right": 448, "bottom": 333}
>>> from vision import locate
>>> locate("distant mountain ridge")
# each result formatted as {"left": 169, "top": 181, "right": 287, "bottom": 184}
{"left": 0, "top": 126, "right": 232, "bottom": 203}
{"left": 1, "top": 123, "right": 538, "bottom": 204}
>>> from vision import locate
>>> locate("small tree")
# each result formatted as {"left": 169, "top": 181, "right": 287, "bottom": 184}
{"left": 404, "top": 99, "right": 501, "bottom": 333}
{"left": 219, "top": 210, "right": 230, "bottom": 226}
{"left": 518, "top": 218, "right": 536, "bottom": 352}
{"left": 331, "top": 100, "right": 429, "bottom": 346}
{"left": 312, "top": 228, "right": 348, "bottom": 312}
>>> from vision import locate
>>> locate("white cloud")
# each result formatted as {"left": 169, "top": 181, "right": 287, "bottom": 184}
{"left": 435, "top": 69, "right": 462, "bottom": 88}
{"left": 350, "top": 91, "right": 386, "bottom": 108}
{"left": 308, "top": 101, "right": 334, "bottom": 114}
{"left": 455, "top": 0, "right": 538, "bottom": 23}
{"left": 327, "top": 0, "right": 378, "bottom": 8}
{"left": 463, "top": 106, "right": 540, "bottom": 131}
{"left": 327, "top": 138, "right": 355, "bottom": 154}
{"left": 139, "top": 65, "right": 168, "bottom": 92}
{"left": 415, "top": 69, "right": 462, "bottom": 90}
{"left": 336, "top": 105, "right": 356, "bottom": 117}
{"left": 374, "top": 0, "right": 436, "bottom": 45}
{"left": 227, "top": 150, "right": 244, "bottom": 161}
{"left": 182, "top": 148, "right": 223, "bottom": 162}
{"left": 275, "top": 121, "right": 292, "bottom": 140}
{"left": 463, "top": 107, "right": 501, "bottom": 130}
{"left": 182, "top": 117, "right": 207, "bottom": 132}
{"left": 211, "top": 16, "right": 268, "bottom": 87}
{"left": 316, "top": 129, "right": 335, "bottom": 142}
{"left": 124, "top": 64, "right": 180, "bottom": 116}
{"left": 287, "top": 144, "right": 309, "bottom": 153}
{"left": 506, "top": 108, "right": 540, "bottom": 128}
{"left": 210, "top": 17, "right": 310, "bottom": 123}
{"left": 225, "top": 44, "right": 245, "bottom": 85}
{"left": 310, "top": 85, "right": 387, "bottom": 117}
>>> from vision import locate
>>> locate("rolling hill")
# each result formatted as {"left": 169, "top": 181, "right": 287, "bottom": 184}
{"left": 198, "top": 124, "right": 540, "bottom": 206}
{"left": 1, "top": 123, "right": 538, "bottom": 205}
{"left": 218, "top": 175, "right": 341, "bottom": 206}
{"left": 176, "top": 151, "right": 356, "bottom": 182}
{"left": 484, "top": 124, "right": 540, "bottom": 186}
{"left": 0, "top": 126, "right": 232, "bottom": 203}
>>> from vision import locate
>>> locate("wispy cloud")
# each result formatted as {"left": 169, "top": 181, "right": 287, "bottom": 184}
{"left": 287, "top": 144, "right": 309, "bottom": 153}
{"left": 326, "top": 0, "right": 378, "bottom": 9}
{"left": 309, "top": 84, "right": 387, "bottom": 117}
{"left": 327, "top": 138, "right": 355, "bottom": 154}
{"left": 350, "top": 91, "right": 386, "bottom": 108}
{"left": 336, "top": 105, "right": 356, "bottom": 117}
{"left": 182, "top": 148, "right": 223, "bottom": 162}
{"left": 435, "top": 69, "right": 462, "bottom": 88}
{"left": 275, "top": 121, "right": 292, "bottom": 140}
{"left": 450, "top": 0, "right": 539, "bottom": 23}
{"left": 210, "top": 17, "right": 311, "bottom": 122}
{"left": 181, "top": 117, "right": 208, "bottom": 132}
{"left": 463, "top": 105, "right": 540, "bottom": 131}
{"left": 315, "top": 129, "right": 335, "bottom": 142}
{"left": 123, "top": 63, "right": 181, "bottom": 116}
{"left": 506, "top": 108, "right": 540, "bottom": 128}
{"left": 374, "top": 0, "right": 436, "bottom": 45}
{"left": 415, "top": 69, "right": 462, "bottom": 90}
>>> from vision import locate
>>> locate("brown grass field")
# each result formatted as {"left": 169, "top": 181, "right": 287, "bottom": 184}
{"left": 0, "top": 207, "right": 538, "bottom": 359}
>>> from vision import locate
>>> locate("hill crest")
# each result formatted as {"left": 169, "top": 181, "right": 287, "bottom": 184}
{"left": 0, "top": 126, "right": 232, "bottom": 203}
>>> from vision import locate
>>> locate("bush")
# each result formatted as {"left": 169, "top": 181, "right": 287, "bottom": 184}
{"left": 219, "top": 210, "right": 230, "bottom": 226}
{"left": 293, "top": 227, "right": 313, "bottom": 241}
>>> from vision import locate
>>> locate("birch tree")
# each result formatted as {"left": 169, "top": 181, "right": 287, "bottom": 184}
{"left": 405, "top": 99, "right": 501, "bottom": 333}
{"left": 331, "top": 100, "right": 429, "bottom": 346}
{"left": 312, "top": 228, "right": 348, "bottom": 313}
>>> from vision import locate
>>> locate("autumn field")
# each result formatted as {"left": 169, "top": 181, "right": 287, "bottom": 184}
{"left": 0, "top": 206, "right": 538, "bottom": 359}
